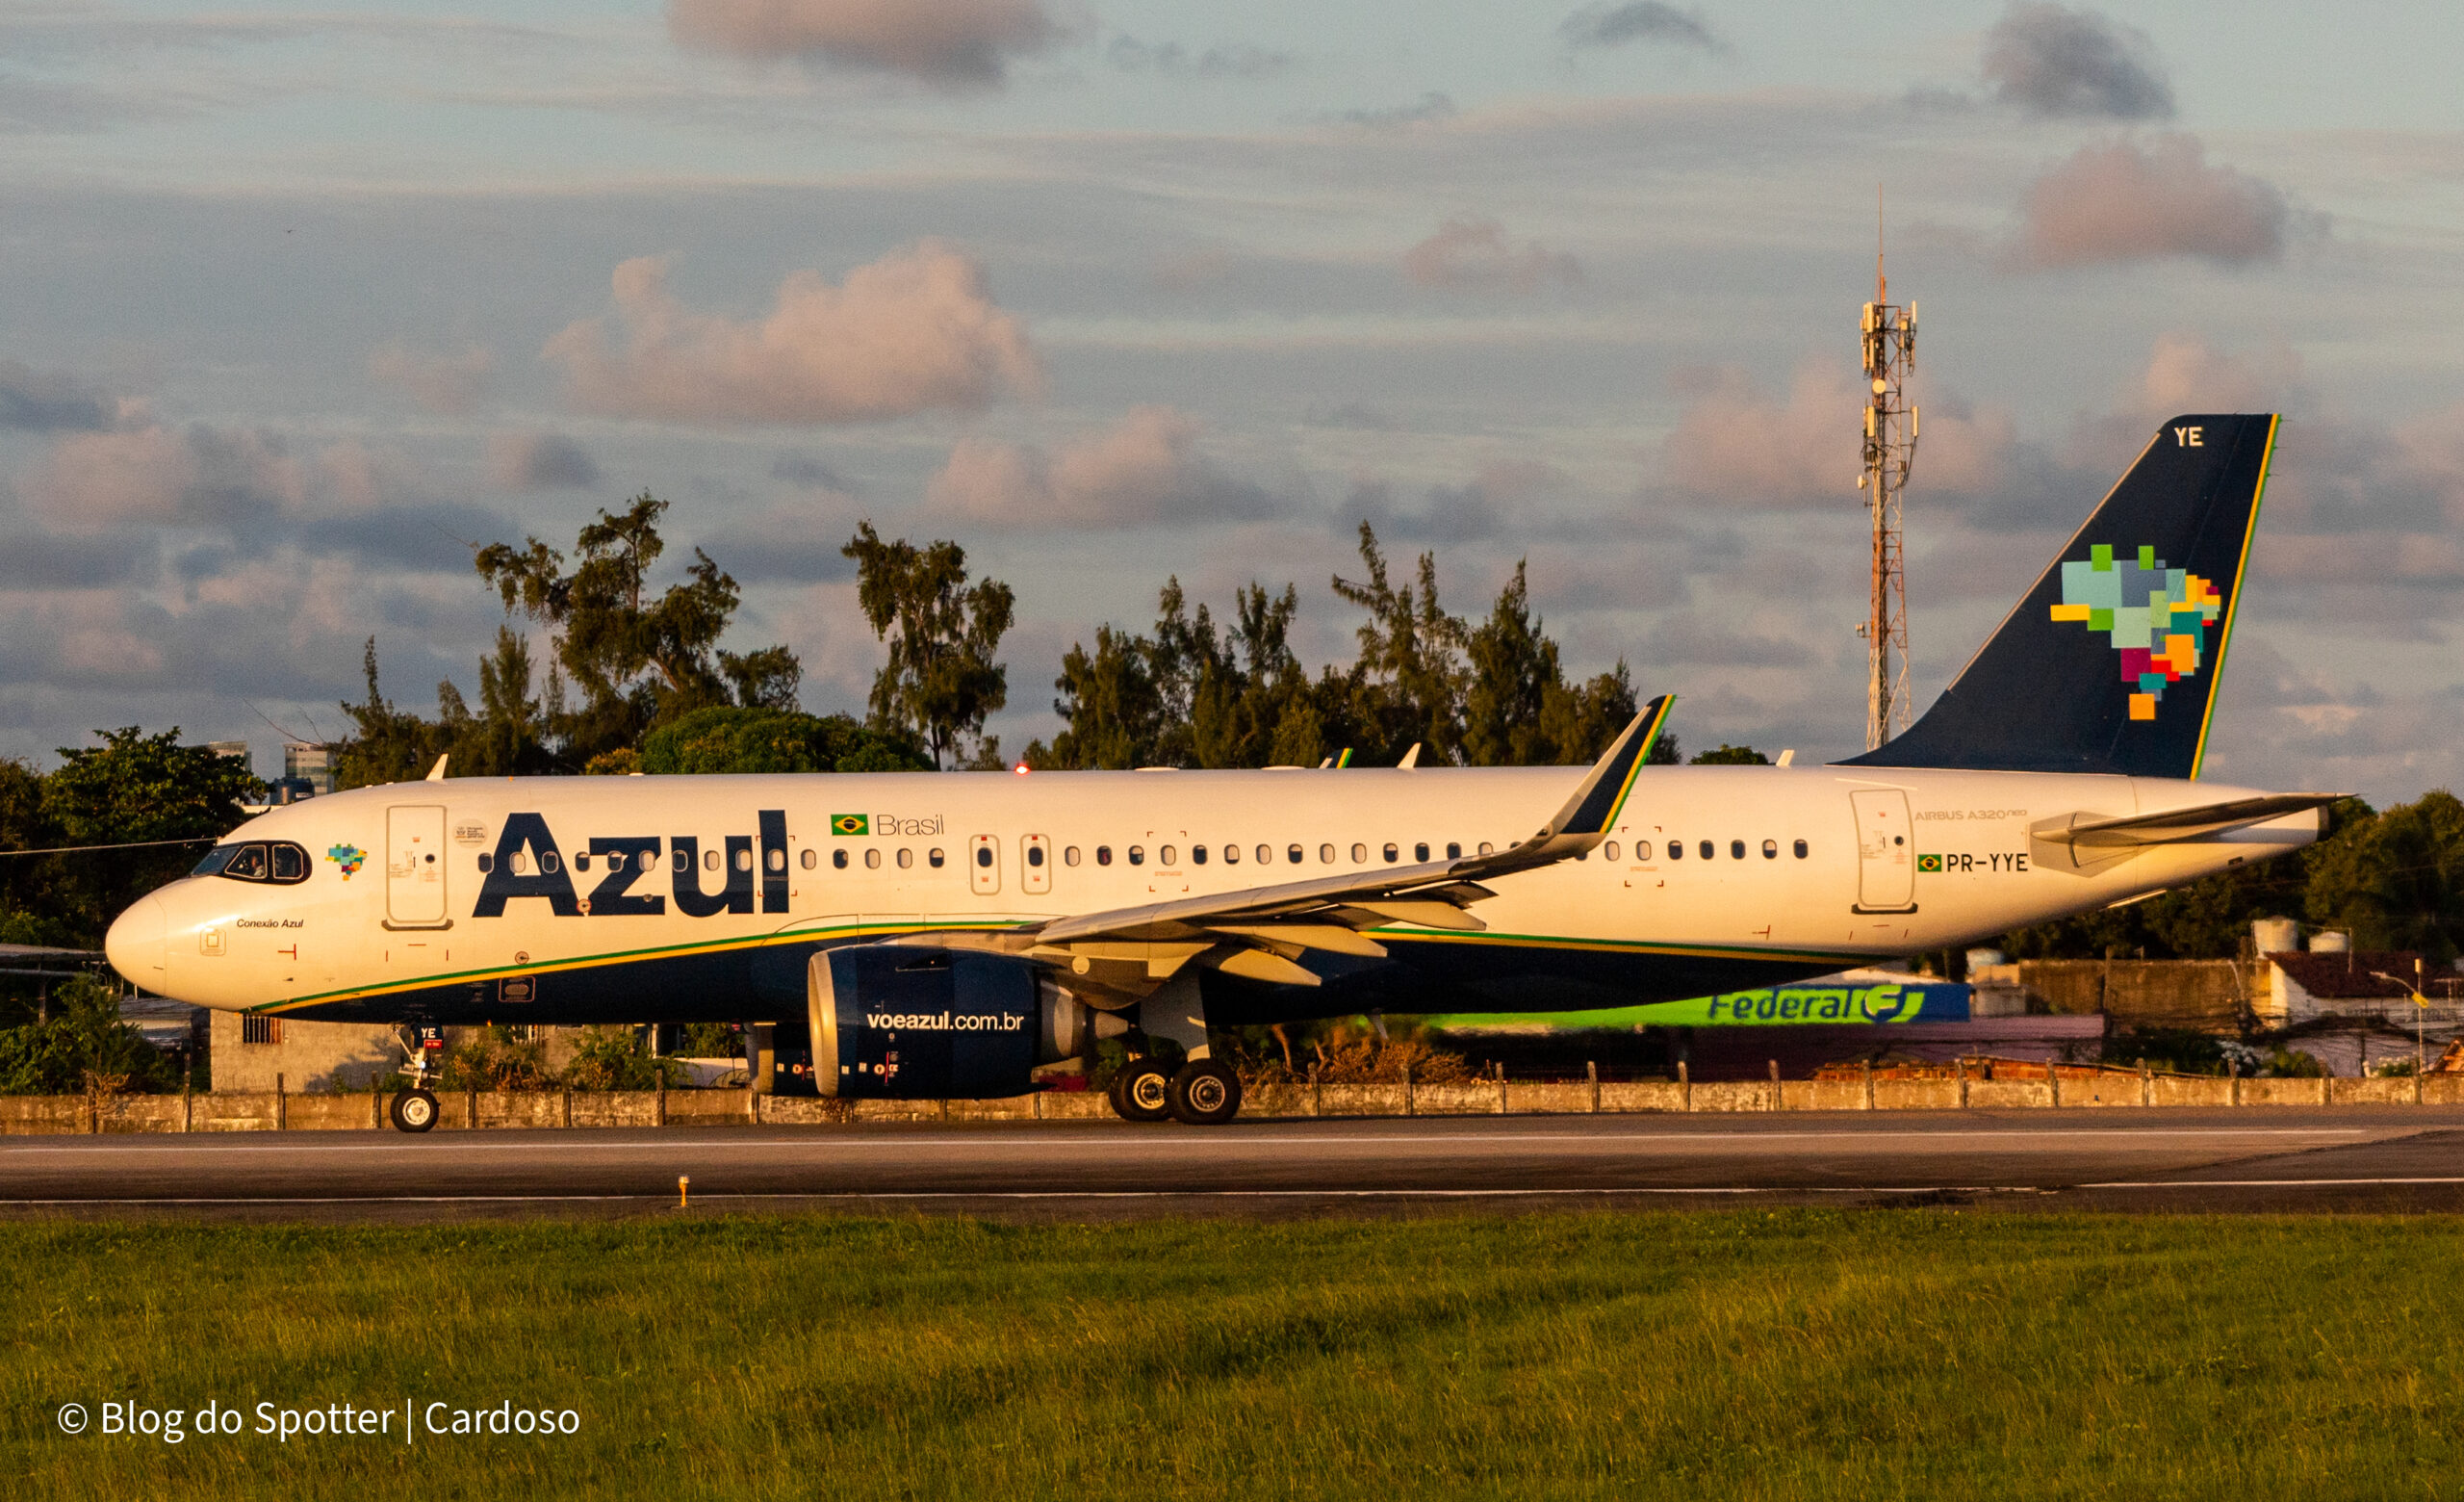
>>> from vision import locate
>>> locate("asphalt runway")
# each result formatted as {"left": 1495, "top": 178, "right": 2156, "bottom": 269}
{"left": 5, "top": 1107, "right": 2463, "bottom": 1219}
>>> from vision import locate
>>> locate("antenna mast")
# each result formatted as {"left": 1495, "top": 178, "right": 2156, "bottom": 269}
{"left": 1858, "top": 192, "right": 1917, "bottom": 750}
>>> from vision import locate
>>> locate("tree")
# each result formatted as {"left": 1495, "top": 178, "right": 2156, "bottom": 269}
{"left": 1690, "top": 743, "right": 1771, "bottom": 765}
{"left": 636, "top": 707, "right": 930, "bottom": 775}
{"left": 1328, "top": 524, "right": 1468, "bottom": 764}
{"left": 0, "top": 972, "right": 181, "bottom": 1095}
{"left": 1462, "top": 560, "right": 1636, "bottom": 765}
{"left": 1035, "top": 579, "right": 1324, "bottom": 770}
{"left": 40, "top": 728, "right": 261, "bottom": 942}
{"left": 842, "top": 523, "right": 1015, "bottom": 769}
{"left": 476, "top": 493, "right": 799, "bottom": 762}
{"left": 2307, "top": 790, "right": 2464, "bottom": 960}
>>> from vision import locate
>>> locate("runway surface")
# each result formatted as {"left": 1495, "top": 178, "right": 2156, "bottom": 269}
{"left": 6, "top": 1107, "right": 2463, "bottom": 1219}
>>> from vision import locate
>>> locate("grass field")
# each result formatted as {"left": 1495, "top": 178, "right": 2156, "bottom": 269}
{"left": 5, "top": 1209, "right": 2459, "bottom": 1500}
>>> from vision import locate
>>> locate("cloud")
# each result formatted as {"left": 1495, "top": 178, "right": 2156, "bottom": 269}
{"left": 544, "top": 244, "right": 1041, "bottom": 426}
{"left": 1346, "top": 461, "right": 1567, "bottom": 546}
{"left": 1558, "top": 4, "right": 1718, "bottom": 52}
{"left": 368, "top": 341, "right": 494, "bottom": 414}
{"left": 1655, "top": 359, "right": 2022, "bottom": 514}
{"left": 0, "top": 531, "right": 152, "bottom": 590}
{"left": 1108, "top": 37, "right": 1295, "bottom": 80}
{"left": 2006, "top": 135, "right": 2297, "bottom": 271}
{"left": 1982, "top": 4, "right": 2173, "bottom": 120}
{"left": 0, "top": 360, "right": 116, "bottom": 431}
{"left": 698, "top": 500, "right": 864, "bottom": 583}
{"left": 19, "top": 423, "right": 304, "bottom": 531}
{"left": 1331, "top": 92, "right": 1457, "bottom": 127}
{"left": 486, "top": 431, "right": 601, "bottom": 491}
{"left": 927, "top": 406, "right": 1280, "bottom": 529}
{"left": 666, "top": 0, "right": 1061, "bottom": 88}
{"left": 1402, "top": 215, "right": 1581, "bottom": 294}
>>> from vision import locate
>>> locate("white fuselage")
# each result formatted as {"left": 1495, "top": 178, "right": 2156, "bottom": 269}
{"left": 104, "top": 764, "right": 2318, "bottom": 1023}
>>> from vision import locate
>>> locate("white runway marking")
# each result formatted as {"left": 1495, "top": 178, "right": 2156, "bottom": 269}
{"left": 7, "top": 1177, "right": 2463, "bottom": 1206}
{"left": 0, "top": 1126, "right": 2382, "bottom": 1157}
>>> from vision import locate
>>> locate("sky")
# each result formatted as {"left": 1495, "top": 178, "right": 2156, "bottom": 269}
{"left": 1, "top": 0, "right": 2459, "bottom": 804}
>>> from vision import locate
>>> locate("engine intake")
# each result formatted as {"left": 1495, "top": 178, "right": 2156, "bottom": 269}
{"left": 809, "top": 945, "right": 1108, "bottom": 1099}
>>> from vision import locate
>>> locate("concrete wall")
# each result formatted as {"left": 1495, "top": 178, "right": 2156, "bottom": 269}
{"left": 209, "top": 1011, "right": 399, "bottom": 1093}
{"left": 1970, "top": 959, "right": 2268, "bottom": 1027}
{"left": 5, "top": 1073, "right": 2460, "bottom": 1133}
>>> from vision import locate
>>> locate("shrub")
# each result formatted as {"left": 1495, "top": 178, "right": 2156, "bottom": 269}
{"left": 0, "top": 973, "right": 181, "bottom": 1095}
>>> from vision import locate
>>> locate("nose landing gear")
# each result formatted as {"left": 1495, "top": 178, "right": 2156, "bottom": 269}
{"left": 388, "top": 1023, "right": 446, "bottom": 1133}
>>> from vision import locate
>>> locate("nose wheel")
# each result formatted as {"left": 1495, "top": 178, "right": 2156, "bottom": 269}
{"left": 389, "top": 1088, "right": 439, "bottom": 1133}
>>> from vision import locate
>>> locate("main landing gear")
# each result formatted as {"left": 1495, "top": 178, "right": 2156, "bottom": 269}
{"left": 1107, "top": 1056, "right": 1242, "bottom": 1126}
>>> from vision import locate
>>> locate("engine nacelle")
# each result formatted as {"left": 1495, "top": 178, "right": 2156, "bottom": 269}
{"left": 808, "top": 945, "right": 1112, "bottom": 1099}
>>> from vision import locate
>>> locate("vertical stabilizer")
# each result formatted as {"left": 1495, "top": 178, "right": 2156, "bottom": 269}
{"left": 1840, "top": 413, "right": 2276, "bottom": 779}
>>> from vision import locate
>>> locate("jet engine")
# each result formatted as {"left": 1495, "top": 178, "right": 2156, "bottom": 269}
{"left": 808, "top": 945, "right": 1116, "bottom": 1099}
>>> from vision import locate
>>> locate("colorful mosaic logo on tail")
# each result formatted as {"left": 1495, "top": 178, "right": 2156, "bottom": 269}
{"left": 2050, "top": 543, "right": 2221, "bottom": 721}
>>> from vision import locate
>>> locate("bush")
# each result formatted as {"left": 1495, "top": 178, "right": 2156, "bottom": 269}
{"left": 0, "top": 973, "right": 181, "bottom": 1095}
{"left": 562, "top": 1026, "right": 688, "bottom": 1091}
{"left": 438, "top": 1025, "right": 555, "bottom": 1092}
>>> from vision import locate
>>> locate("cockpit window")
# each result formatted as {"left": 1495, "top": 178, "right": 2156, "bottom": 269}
{"left": 199, "top": 841, "right": 311, "bottom": 885}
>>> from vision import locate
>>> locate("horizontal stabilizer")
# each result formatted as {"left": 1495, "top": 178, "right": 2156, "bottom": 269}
{"left": 2035, "top": 792, "right": 2341, "bottom": 851}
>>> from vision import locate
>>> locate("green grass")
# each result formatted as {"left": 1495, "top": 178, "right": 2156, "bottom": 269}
{"left": 6, "top": 1210, "right": 2460, "bottom": 1500}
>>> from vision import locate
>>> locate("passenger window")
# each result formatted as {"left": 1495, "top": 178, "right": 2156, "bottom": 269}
{"left": 1382, "top": 843, "right": 1398, "bottom": 863}
{"left": 1223, "top": 844, "right": 1239, "bottom": 865}
{"left": 800, "top": 848, "right": 817, "bottom": 870}
{"left": 1603, "top": 841, "right": 1620, "bottom": 862}
{"left": 510, "top": 850, "right": 530, "bottom": 876}
{"left": 732, "top": 848, "right": 752, "bottom": 872}
{"left": 641, "top": 849, "right": 657, "bottom": 872}
{"left": 705, "top": 849, "right": 720, "bottom": 871}
{"left": 1794, "top": 840, "right": 1810, "bottom": 859}
{"left": 1446, "top": 842, "right": 1461, "bottom": 859}
{"left": 1027, "top": 844, "right": 1045, "bottom": 868}
{"left": 929, "top": 848, "right": 945, "bottom": 868}
{"left": 573, "top": 853, "right": 592, "bottom": 873}
{"left": 1160, "top": 845, "right": 1178, "bottom": 866}
{"left": 1287, "top": 845, "right": 1302, "bottom": 864}
{"left": 1668, "top": 842, "right": 1682, "bottom": 861}
{"left": 544, "top": 851, "right": 563, "bottom": 874}
{"left": 1350, "top": 843, "right": 1367, "bottom": 863}
{"left": 1698, "top": 841, "right": 1713, "bottom": 861}
{"left": 1193, "top": 845, "right": 1208, "bottom": 865}
{"left": 1414, "top": 842, "right": 1429, "bottom": 862}
{"left": 864, "top": 849, "right": 882, "bottom": 869}
{"left": 1478, "top": 842, "right": 1495, "bottom": 856}
{"left": 224, "top": 844, "right": 269, "bottom": 880}
{"left": 765, "top": 848, "right": 784, "bottom": 872}
{"left": 1128, "top": 846, "right": 1145, "bottom": 866}
{"left": 833, "top": 849, "right": 849, "bottom": 869}
{"left": 1319, "top": 844, "right": 1335, "bottom": 864}
{"left": 673, "top": 849, "right": 690, "bottom": 873}
{"left": 1762, "top": 840, "right": 1779, "bottom": 859}
{"left": 897, "top": 848, "right": 913, "bottom": 869}
{"left": 1065, "top": 846, "right": 1081, "bottom": 866}
{"left": 1730, "top": 841, "right": 1745, "bottom": 860}
{"left": 476, "top": 853, "right": 494, "bottom": 873}
{"left": 1097, "top": 846, "right": 1113, "bottom": 866}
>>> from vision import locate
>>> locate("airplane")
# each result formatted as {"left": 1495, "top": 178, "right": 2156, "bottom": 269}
{"left": 105, "top": 412, "right": 2335, "bottom": 1129}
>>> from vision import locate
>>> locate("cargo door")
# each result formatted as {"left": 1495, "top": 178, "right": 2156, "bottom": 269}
{"left": 969, "top": 833, "right": 1001, "bottom": 895}
{"left": 1020, "top": 834, "right": 1051, "bottom": 895}
{"left": 387, "top": 805, "right": 449, "bottom": 925}
{"left": 1850, "top": 789, "right": 1915, "bottom": 913}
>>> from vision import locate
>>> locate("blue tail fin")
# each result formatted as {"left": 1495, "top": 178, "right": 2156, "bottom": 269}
{"left": 1841, "top": 413, "right": 2277, "bottom": 779}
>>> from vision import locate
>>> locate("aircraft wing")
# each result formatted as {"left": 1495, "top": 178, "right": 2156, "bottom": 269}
{"left": 1014, "top": 695, "right": 1671, "bottom": 992}
{"left": 2038, "top": 792, "right": 2344, "bottom": 849}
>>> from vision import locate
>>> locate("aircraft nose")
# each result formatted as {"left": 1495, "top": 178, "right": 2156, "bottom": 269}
{"left": 105, "top": 894, "right": 167, "bottom": 988}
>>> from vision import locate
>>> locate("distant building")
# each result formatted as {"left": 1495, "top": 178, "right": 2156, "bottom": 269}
{"left": 283, "top": 742, "right": 333, "bottom": 797}
{"left": 205, "top": 740, "right": 252, "bottom": 776}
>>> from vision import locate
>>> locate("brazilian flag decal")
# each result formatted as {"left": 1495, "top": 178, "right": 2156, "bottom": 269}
{"left": 832, "top": 815, "right": 869, "bottom": 837}
{"left": 1916, "top": 853, "right": 1942, "bottom": 872}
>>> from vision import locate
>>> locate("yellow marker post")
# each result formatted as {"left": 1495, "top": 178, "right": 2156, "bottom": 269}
{"left": 679, "top": 1175, "right": 690, "bottom": 1208}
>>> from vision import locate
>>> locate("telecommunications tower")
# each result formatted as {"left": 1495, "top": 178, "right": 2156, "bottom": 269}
{"left": 1857, "top": 207, "right": 1917, "bottom": 751}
